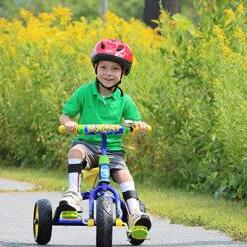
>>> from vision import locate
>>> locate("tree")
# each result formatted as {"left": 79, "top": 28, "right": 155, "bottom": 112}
{"left": 143, "top": 0, "right": 180, "bottom": 28}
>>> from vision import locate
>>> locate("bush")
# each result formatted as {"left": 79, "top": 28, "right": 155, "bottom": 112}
{"left": 1, "top": 2, "right": 247, "bottom": 200}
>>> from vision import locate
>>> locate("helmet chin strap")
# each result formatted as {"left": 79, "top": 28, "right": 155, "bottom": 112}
{"left": 96, "top": 77, "right": 121, "bottom": 90}
{"left": 96, "top": 78, "right": 124, "bottom": 96}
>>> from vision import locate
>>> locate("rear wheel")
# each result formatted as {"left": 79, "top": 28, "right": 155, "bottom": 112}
{"left": 96, "top": 195, "right": 113, "bottom": 247}
{"left": 33, "top": 199, "right": 52, "bottom": 245}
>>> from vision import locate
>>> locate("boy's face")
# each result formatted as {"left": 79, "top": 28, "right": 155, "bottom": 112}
{"left": 96, "top": 60, "right": 122, "bottom": 88}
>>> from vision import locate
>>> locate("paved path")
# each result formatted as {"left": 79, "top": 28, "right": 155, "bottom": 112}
{"left": 0, "top": 178, "right": 34, "bottom": 191}
{"left": 0, "top": 179, "right": 246, "bottom": 246}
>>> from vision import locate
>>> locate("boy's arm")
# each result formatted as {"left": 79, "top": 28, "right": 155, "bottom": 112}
{"left": 123, "top": 95, "right": 149, "bottom": 132}
{"left": 60, "top": 85, "right": 85, "bottom": 132}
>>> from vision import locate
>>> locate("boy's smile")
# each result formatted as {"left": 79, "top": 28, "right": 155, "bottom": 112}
{"left": 96, "top": 60, "right": 122, "bottom": 88}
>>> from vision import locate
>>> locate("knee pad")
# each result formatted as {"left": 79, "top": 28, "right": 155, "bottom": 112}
{"left": 68, "top": 158, "right": 87, "bottom": 173}
{"left": 122, "top": 190, "right": 139, "bottom": 201}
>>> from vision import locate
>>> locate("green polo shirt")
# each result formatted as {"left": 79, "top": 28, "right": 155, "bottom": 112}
{"left": 62, "top": 80, "right": 141, "bottom": 151}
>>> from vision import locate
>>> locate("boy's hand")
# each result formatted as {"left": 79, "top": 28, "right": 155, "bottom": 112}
{"left": 64, "top": 120, "right": 78, "bottom": 133}
{"left": 133, "top": 121, "right": 150, "bottom": 132}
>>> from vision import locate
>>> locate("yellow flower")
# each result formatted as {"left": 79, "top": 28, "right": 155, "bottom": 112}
{"left": 224, "top": 8, "right": 236, "bottom": 25}
{"left": 236, "top": 3, "right": 245, "bottom": 16}
{"left": 19, "top": 8, "right": 34, "bottom": 22}
{"left": 213, "top": 25, "right": 226, "bottom": 42}
{"left": 17, "top": 65, "right": 31, "bottom": 79}
{"left": 39, "top": 12, "right": 55, "bottom": 26}
{"left": 224, "top": 9, "right": 235, "bottom": 19}
{"left": 52, "top": 6, "right": 72, "bottom": 25}
{"left": 104, "top": 12, "right": 124, "bottom": 26}
{"left": 220, "top": 43, "right": 234, "bottom": 58}
{"left": 234, "top": 27, "right": 245, "bottom": 41}
{"left": 0, "top": 36, "right": 4, "bottom": 46}
{"left": 0, "top": 17, "right": 8, "bottom": 28}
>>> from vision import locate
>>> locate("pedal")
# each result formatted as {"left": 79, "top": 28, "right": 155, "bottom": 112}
{"left": 61, "top": 211, "right": 79, "bottom": 219}
{"left": 130, "top": 225, "right": 148, "bottom": 240}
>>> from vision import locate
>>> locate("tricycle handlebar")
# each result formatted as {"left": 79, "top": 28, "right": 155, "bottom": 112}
{"left": 58, "top": 123, "right": 151, "bottom": 135}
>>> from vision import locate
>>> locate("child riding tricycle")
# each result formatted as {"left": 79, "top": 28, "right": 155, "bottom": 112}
{"left": 33, "top": 39, "right": 152, "bottom": 247}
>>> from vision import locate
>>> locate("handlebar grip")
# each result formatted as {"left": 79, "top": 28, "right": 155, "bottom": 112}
{"left": 58, "top": 125, "right": 67, "bottom": 134}
{"left": 132, "top": 124, "right": 152, "bottom": 133}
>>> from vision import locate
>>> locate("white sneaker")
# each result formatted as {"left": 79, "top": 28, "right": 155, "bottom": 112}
{"left": 59, "top": 190, "right": 83, "bottom": 212}
{"left": 128, "top": 211, "right": 151, "bottom": 230}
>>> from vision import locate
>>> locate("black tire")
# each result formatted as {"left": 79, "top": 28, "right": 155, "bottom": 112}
{"left": 96, "top": 195, "right": 113, "bottom": 247}
{"left": 129, "top": 235, "right": 145, "bottom": 246}
{"left": 33, "top": 199, "right": 53, "bottom": 245}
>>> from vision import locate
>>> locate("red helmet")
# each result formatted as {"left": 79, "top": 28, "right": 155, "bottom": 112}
{"left": 91, "top": 39, "right": 133, "bottom": 75}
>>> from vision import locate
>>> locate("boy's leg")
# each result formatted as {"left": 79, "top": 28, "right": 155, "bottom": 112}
{"left": 59, "top": 144, "right": 90, "bottom": 211}
{"left": 111, "top": 169, "right": 151, "bottom": 234}
{"left": 67, "top": 146, "right": 87, "bottom": 193}
{"left": 112, "top": 170, "right": 140, "bottom": 213}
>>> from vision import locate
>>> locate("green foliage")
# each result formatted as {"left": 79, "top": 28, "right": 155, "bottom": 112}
{"left": 154, "top": 2, "right": 246, "bottom": 200}
{"left": 129, "top": 1, "right": 247, "bottom": 201}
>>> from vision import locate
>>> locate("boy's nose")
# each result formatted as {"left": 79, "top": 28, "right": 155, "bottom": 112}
{"left": 105, "top": 69, "right": 112, "bottom": 75}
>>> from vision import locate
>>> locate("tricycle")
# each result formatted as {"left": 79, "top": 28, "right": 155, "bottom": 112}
{"left": 33, "top": 123, "right": 151, "bottom": 246}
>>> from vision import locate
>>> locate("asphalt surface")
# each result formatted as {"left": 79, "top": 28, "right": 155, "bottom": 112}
{"left": 0, "top": 179, "right": 247, "bottom": 247}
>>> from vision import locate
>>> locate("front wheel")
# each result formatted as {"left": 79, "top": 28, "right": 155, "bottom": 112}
{"left": 33, "top": 199, "right": 53, "bottom": 245}
{"left": 96, "top": 195, "right": 113, "bottom": 247}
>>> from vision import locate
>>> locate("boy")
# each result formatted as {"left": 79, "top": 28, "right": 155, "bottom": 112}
{"left": 59, "top": 39, "right": 151, "bottom": 233}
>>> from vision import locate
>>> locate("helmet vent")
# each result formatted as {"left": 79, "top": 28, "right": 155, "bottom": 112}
{"left": 100, "top": 42, "right": 105, "bottom": 49}
{"left": 116, "top": 45, "right": 124, "bottom": 51}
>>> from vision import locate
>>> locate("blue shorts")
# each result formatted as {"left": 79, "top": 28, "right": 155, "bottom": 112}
{"left": 71, "top": 140, "right": 128, "bottom": 171}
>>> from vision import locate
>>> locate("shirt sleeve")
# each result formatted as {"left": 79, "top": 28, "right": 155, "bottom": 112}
{"left": 62, "top": 86, "right": 84, "bottom": 118}
{"left": 123, "top": 94, "right": 142, "bottom": 121}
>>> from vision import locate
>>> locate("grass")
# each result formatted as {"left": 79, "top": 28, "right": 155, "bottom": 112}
{"left": 137, "top": 185, "right": 247, "bottom": 241}
{"left": 0, "top": 162, "right": 67, "bottom": 191}
{"left": 0, "top": 161, "right": 247, "bottom": 241}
